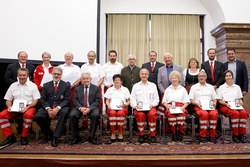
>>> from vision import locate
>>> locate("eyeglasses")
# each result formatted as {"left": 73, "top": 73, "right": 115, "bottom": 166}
{"left": 198, "top": 75, "right": 206, "bottom": 77}
{"left": 53, "top": 73, "right": 62, "bottom": 76}
{"left": 128, "top": 59, "right": 135, "bottom": 60}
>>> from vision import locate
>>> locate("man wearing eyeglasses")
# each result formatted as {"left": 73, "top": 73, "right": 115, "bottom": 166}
{"left": 189, "top": 71, "right": 218, "bottom": 143}
{"left": 34, "top": 67, "right": 71, "bottom": 147}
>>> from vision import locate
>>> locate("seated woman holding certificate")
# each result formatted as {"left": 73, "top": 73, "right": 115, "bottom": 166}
{"left": 189, "top": 71, "right": 218, "bottom": 143}
{"left": 162, "top": 71, "right": 190, "bottom": 142}
{"left": 104, "top": 74, "right": 130, "bottom": 142}
{"left": 217, "top": 70, "right": 249, "bottom": 143}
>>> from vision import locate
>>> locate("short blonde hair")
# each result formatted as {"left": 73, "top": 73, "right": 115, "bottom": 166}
{"left": 64, "top": 52, "right": 74, "bottom": 59}
{"left": 169, "top": 71, "right": 181, "bottom": 82}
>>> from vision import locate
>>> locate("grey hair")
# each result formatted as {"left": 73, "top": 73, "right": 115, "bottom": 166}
{"left": 42, "top": 52, "right": 51, "bottom": 58}
{"left": 140, "top": 68, "right": 149, "bottom": 75}
{"left": 81, "top": 72, "right": 92, "bottom": 78}
{"left": 52, "top": 66, "right": 63, "bottom": 74}
{"left": 164, "top": 52, "right": 173, "bottom": 59}
{"left": 198, "top": 70, "right": 207, "bottom": 76}
{"left": 127, "top": 54, "right": 136, "bottom": 60}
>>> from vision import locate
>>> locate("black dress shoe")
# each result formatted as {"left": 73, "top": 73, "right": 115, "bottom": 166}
{"left": 172, "top": 133, "right": 178, "bottom": 141}
{"left": 151, "top": 136, "right": 156, "bottom": 143}
{"left": 21, "top": 137, "right": 28, "bottom": 145}
{"left": 0, "top": 134, "right": 16, "bottom": 146}
{"left": 111, "top": 138, "right": 117, "bottom": 143}
{"left": 240, "top": 134, "right": 247, "bottom": 143}
{"left": 232, "top": 135, "right": 240, "bottom": 143}
{"left": 117, "top": 138, "right": 123, "bottom": 142}
{"left": 139, "top": 136, "right": 144, "bottom": 143}
{"left": 88, "top": 137, "right": 99, "bottom": 145}
{"left": 199, "top": 137, "right": 207, "bottom": 143}
{"left": 69, "top": 137, "right": 82, "bottom": 145}
{"left": 209, "top": 137, "right": 216, "bottom": 143}
{"left": 179, "top": 133, "right": 184, "bottom": 142}
{"left": 51, "top": 137, "right": 58, "bottom": 147}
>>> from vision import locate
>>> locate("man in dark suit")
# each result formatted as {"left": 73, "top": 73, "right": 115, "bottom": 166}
{"left": 201, "top": 48, "right": 224, "bottom": 89}
{"left": 69, "top": 72, "right": 101, "bottom": 145}
{"left": 142, "top": 51, "right": 164, "bottom": 86}
{"left": 35, "top": 67, "right": 71, "bottom": 147}
{"left": 4, "top": 51, "right": 35, "bottom": 88}
{"left": 224, "top": 48, "right": 248, "bottom": 95}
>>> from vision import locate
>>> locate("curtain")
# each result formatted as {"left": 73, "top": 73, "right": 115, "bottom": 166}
{"left": 107, "top": 14, "right": 149, "bottom": 67}
{"left": 151, "top": 15, "right": 200, "bottom": 69}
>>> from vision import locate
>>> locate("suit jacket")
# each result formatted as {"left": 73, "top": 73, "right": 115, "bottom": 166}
{"left": 201, "top": 60, "right": 224, "bottom": 88}
{"left": 224, "top": 59, "right": 248, "bottom": 92}
{"left": 73, "top": 84, "right": 101, "bottom": 111}
{"left": 4, "top": 61, "right": 35, "bottom": 87}
{"left": 40, "top": 80, "right": 71, "bottom": 109}
{"left": 142, "top": 61, "right": 164, "bottom": 85}
{"left": 157, "top": 63, "right": 184, "bottom": 94}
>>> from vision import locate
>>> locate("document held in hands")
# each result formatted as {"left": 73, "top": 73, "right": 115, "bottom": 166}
{"left": 169, "top": 107, "right": 183, "bottom": 114}
{"left": 137, "top": 101, "right": 150, "bottom": 111}
{"left": 200, "top": 100, "right": 215, "bottom": 110}
{"left": 110, "top": 98, "right": 124, "bottom": 110}
{"left": 40, "top": 72, "right": 53, "bottom": 87}
{"left": 62, "top": 71, "right": 79, "bottom": 84}
{"left": 228, "top": 101, "right": 244, "bottom": 110}
{"left": 11, "top": 99, "right": 28, "bottom": 112}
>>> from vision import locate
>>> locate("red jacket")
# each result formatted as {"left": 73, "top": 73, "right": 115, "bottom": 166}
{"left": 33, "top": 64, "right": 54, "bottom": 91}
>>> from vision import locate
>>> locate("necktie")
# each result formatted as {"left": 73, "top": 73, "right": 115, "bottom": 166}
{"left": 83, "top": 85, "right": 88, "bottom": 107}
{"left": 210, "top": 61, "right": 214, "bottom": 84}
{"left": 22, "top": 64, "right": 25, "bottom": 68}
{"left": 54, "top": 82, "right": 58, "bottom": 92}
{"left": 151, "top": 62, "right": 154, "bottom": 72}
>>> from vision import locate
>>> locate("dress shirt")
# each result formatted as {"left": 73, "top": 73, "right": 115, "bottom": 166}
{"left": 209, "top": 60, "right": 214, "bottom": 68}
{"left": 19, "top": 62, "right": 26, "bottom": 68}
{"left": 130, "top": 81, "right": 159, "bottom": 108}
{"left": 104, "top": 86, "right": 130, "bottom": 101}
{"left": 42, "top": 63, "right": 52, "bottom": 74}
{"left": 228, "top": 60, "right": 237, "bottom": 83}
{"left": 166, "top": 64, "right": 173, "bottom": 84}
{"left": 59, "top": 63, "right": 81, "bottom": 84}
{"left": 189, "top": 82, "right": 217, "bottom": 103}
{"left": 4, "top": 80, "right": 40, "bottom": 105}
{"left": 102, "top": 61, "right": 123, "bottom": 86}
{"left": 81, "top": 63, "right": 105, "bottom": 86}
{"left": 162, "top": 85, "right": 190, "bottom": 104}
{"left": 217, "top": 83, "right": 243, "bottom": 102}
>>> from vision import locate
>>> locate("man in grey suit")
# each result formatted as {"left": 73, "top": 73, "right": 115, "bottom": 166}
{"left": 69, "top": 72, "right": 101, "bottom": 145}
{"left": 35, "top": 67, "right": 71, "bottom": 147}
{"left": 157, "top": 52, "right": 184, "bottom": 95}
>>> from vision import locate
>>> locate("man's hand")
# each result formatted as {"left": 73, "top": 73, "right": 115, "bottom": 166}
{"left": 242, "top": 91, "right": 248, "bottom": 96}
{"left": 7, "top": 106, "right": 12, "bottom": 112}
{"left": 21, "top": 107, "right": 29, "bottom": 113}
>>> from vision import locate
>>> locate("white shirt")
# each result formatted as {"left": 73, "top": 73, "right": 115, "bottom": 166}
{"left": 104, "top": 86, "right": 130, "bottom": 101}
{"left": 4, "top": 80, "right": 40, "bottom": 105}
{"left": 19, "top": 62, "right": 26, "bottom": 68}
{"left": 102, "top": 61, "right": 123, "bottom": 86}
{"left": 217, "top": 83, "right": 243, "bottom": 102}
{"left": 43, "top": 63, "right": 52, "bottom": 74}
{"left": 59, "top": 63, "right": 81, "bottom": 84}
{"left": 130, "top": 81, "right": 159, "bottom": 108}
{"left": 162, "top": 85, "right": 190, "bottom": 104}
{"left": 189, "top": 82, "right": 217, "bottom": 103}
{"left": 81, "top": 63, "right": 105, "bottom": 86}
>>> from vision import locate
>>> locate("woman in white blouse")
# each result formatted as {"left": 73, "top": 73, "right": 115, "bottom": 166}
{"left": 104, "top": 74, "right": 130, "bottom": 142}
{"left": 162, "top": 71, "right": 190, "bottom": 141}
{"left": 217, "top": 70, "right": 248, "bottom": 143}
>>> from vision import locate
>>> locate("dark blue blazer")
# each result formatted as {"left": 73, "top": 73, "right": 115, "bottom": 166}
{"left": 224, "top": 60, "right": 248, "bottom": 92}
{"left": 141, "top": 61, "right": 164, "bottom": 85}
{"left": 4, "top": 62, "right": 35, "bottom": 87}
{"left": 40, "top": 80, "right": 71, "bottom": 109}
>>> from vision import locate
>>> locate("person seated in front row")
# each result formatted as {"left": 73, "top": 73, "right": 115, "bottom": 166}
{"left": 130, "top": 68, "right": 159, "bottom": 143}
{"left": 217, "top": 70, "right": 249, "bottom": 143}
{"left": 162, "top": 71, "right": 190, "bottom": 142}
{"left": 104, "top": 74, "right": 130, "bottom": 143}
{"left": 35, "top": 67, "right": 71, "bottom": 147}
{"left": 189, "top": 71, "right": 218, "bottom": 143}
{"left": 69, "top": 72, "right": 101, "bottom": 145}
{"left": 0, "top": 68, "right": 40, "bottom": 146}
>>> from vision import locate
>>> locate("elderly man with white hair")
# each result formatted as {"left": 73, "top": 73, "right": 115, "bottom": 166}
{"left": 130, "top": 68, "right": 159, "bottom": 144}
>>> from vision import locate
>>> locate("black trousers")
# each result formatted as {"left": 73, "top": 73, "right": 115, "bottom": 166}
{"left": 35, "top": 107, "right": 69, "bottom": 138}
{"left": 69, "top": 108, "right": 100, "bottom": 138}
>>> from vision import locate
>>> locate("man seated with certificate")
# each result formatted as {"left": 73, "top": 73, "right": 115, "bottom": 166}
{"left": 162, "top": 71, "right": 190, "bottom": 142}
{"left": 189, "top": 71, "right": 218, "bottom": 143}
{"left": 0, "top": 68, "right": 40, "bottom": 146}
{"left": 217, "top": 70, "right": 249, "bottom": 143}
{"left": 104, "top": 74, "right": 130, "bottom": 143}
{"left": 130, "top": 69, "right": 159, "bottom": 143}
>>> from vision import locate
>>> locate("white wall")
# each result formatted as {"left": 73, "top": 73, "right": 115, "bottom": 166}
{"left": 0, "top": 0, "right": 97, "bottom": 62}
{"left": 100, "top": 0, "right": 217, "bottom": 64}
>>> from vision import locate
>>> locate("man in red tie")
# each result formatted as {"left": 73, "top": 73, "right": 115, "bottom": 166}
{"left": 35, "top": 67, "right": 71, "bottom": 147}
{"left": 201, "top": 48, "right": 224, "bottom": 90}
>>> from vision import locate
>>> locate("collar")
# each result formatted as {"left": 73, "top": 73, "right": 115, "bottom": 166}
{"left": 169, "top": 84, "right": 181, "bottom": 89}
{"left": 53, "top": 80, "right": 60, "bottom": 85}
{"left": 17, "top": 80, "right": 29, "bottom": 86}
{"left": 139, "top": 81, "right": 149, "bottom": 86}
{"left": 108, "top": 61, "right": 117, "bottom": 65}
{"left": 42, "top": 63, "right": 52, "bottom": 68}
{"left": 86, "top": 62, "right": 97, "bottom": 66}
{"left": 198, "top": 82, "right": 207, "bottom": 87}
{"left": 225, "top": 83, "right": 236, "bottom": 88}
{"left": 166, "top": 63, "right": 173, "bottom": 68}
{"left": 128, "top": 65, "right": 136, "bottom": 70}
{"left": 19, "top": 62, "right": 26, "bottom": 67}
{"left": 64, "top": 63, "right": 74, "bottom": 67}
{"left": 228, "top": 59, "right": 237, "bottom": 64}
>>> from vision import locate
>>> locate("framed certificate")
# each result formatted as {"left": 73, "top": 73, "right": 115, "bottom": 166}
{"left": 200, "top": 100, "right": 215, "bottom": 110}
{"left": 110, "top": 98, "right": 124, "bottom": 110}
{"left": 169, "top": 107, "right": 183, "bottom": 114}
{"left": 137, "top": 101, "right": 150, "bottom": 111}
{"left": 228, "top": 101, "right": 244, "bottom": 110}
{"left": 11, "top": 99, "right": 28, "bottom": 112}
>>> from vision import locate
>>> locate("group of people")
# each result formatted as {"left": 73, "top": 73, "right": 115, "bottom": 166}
{"left": 0, "top": 48, "right": 248, "bottom": 147}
